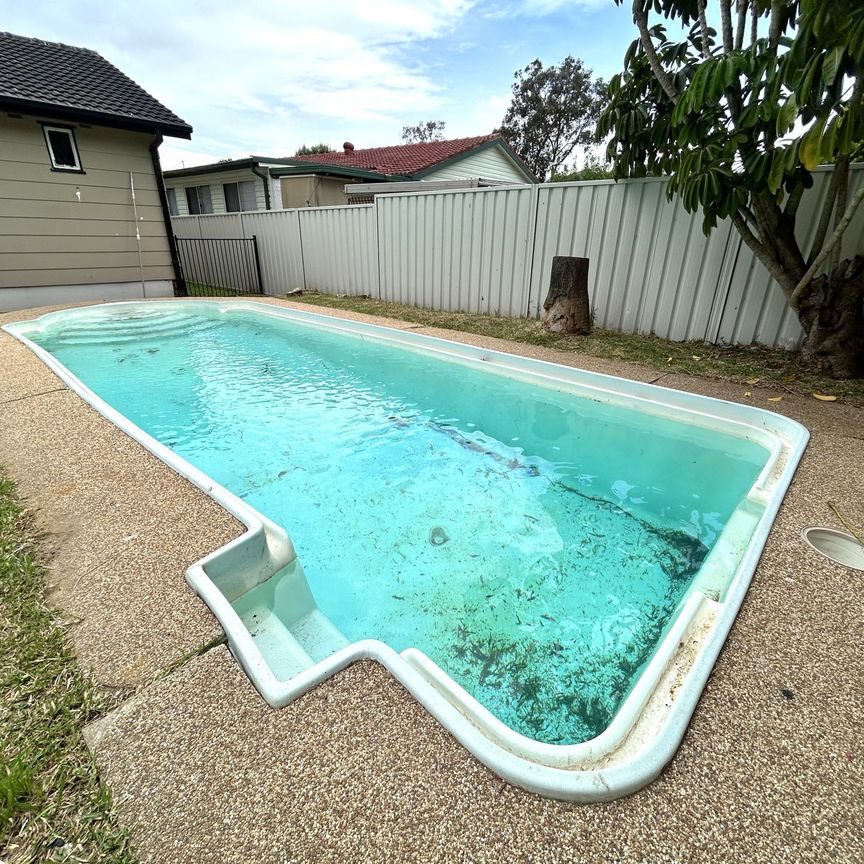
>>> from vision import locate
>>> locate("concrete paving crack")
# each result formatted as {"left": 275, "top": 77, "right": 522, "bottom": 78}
{"left": 0, "top": 386, "right": 67, "bottom": 406}
{"left": 155, "top": 633, "right": 228, "bottom": 683}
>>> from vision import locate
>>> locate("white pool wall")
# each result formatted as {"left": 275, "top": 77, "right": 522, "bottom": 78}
{"left": 4, "top": 300, "right": 809, "bottom": 801}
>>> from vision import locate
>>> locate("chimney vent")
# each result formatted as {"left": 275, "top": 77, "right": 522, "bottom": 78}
{"left": 343, "top": 141, "right": 354, "bottom": 154}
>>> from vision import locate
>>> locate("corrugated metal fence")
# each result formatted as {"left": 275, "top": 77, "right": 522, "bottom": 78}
{"left": 172, "top": 166, "right": 864, "bottom": 350}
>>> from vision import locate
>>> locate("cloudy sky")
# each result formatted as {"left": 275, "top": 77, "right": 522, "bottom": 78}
{"left": 5, "top": 0, "right": 637, "bottom": 169}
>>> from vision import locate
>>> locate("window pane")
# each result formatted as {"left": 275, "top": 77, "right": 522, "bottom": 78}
{"left": 185, "top": 187, "right": 200, "bottom": 215}
{"left": 47, "top": 129, "right": 77, "bottom": 167}
{"left": 198, "top": 186, "right": 213, "bottom": 214}
{"left": 239, "top": 180, "right": 257, "bottom": 211}
{"left": 167, "top": 188, "right": 179, "bottom": 216}
{"left": 224, "top": 182, "right": 240, "bottom": 212}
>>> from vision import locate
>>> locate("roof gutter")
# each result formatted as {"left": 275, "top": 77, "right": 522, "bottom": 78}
{"left": 250, "top": 160, "right": 271, "bottom": 210}
{"left": 149, "top": 133, "right": 187, "bottom": 296}
{"left": 0, "top": 96, "right": 192, "bottom": 139}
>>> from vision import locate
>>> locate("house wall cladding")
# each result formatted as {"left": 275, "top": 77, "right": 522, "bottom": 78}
{"left": 172, "top": 165, "right": 864, "bottom": 350}
{"left": 0, "top": 116, "right": 174, "bottom": 289}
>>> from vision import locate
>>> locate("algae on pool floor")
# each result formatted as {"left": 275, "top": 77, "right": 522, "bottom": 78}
{"left": 28, "top": 303, "right": 768, "bottom": 745}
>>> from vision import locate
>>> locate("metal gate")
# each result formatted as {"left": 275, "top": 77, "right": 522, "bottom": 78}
{"left": 175, "top": 235, "right": 263, "bottom": 296}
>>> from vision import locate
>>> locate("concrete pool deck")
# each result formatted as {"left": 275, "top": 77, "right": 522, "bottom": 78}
{"left": 1, "top": 297, "right": 861, "bottom": 863}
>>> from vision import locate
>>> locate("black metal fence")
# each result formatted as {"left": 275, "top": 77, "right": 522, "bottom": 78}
{"left": 175, "top": 235, "right": 263, "bottom": 296}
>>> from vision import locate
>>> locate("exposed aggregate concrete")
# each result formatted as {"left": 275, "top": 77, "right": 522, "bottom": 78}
{"left": 1, "top": 298, "right": 862, "bottom": 863}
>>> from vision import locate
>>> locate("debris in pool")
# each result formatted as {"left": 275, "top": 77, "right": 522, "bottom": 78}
{"left": 392, "top": 594, "right": 405, "bottom": 600}
{"left": 146, "top": 347, "right": 160, "bottom": 354}
{"left": 429, "top": 526, "right": 450, "bottom": 545}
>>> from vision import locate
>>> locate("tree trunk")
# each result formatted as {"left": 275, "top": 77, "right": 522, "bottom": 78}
{"left": 542, "top": 256, "right": 591, "bottom": 334}
{"left": 797, "top": 256, "right": 864, "bottom": 378}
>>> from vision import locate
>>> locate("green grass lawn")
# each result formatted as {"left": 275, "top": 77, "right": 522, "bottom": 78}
{"left": 283, "top": 292, "right": 864, "bottom": 406}
{"left": 0, "top": 473, "right": 134, "bottom": 863}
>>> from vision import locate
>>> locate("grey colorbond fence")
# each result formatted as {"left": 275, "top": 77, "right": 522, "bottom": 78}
{"left": 172, "top": 166, "right": 864, "bottom": 350}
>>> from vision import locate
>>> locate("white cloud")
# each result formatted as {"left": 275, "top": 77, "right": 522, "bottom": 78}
{"left": 4, "top": 0, "right": 473, "bottom": 166}
{"left": 3, "top": 0, "right": 628, "bottom": 169}
{"left": 449, "top": 93, "right": 510, "bottom": 137}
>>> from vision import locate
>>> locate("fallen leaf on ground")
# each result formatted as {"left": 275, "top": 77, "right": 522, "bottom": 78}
{"left": 745, "top": 377, "right": 760, "bottom": 385}
{"left": 744, "top": 391, "right": 752, "bottom": 397}
{"left": 812, "top": 393, "right": 837, "bottom": 402}
{"left": 767, "top": 396, "right": 783, "bottom": 402}
{"left": 691, "top": 355, "right": 702, "bottom": 361}
{"left": 666, "top": 356, "right": 673, "bottom": 364}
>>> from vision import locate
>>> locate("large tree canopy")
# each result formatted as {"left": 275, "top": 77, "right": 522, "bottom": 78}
{"left": 402, "top": 121, "right": 446, "bottom": 143}
{"left": 294, "top": 143, "right": 334, "bottom": 156}
{"left": 498, "top": 57, "right": 606, "bottom": 180}
{"left": 599, "top": 0, "right": 864, "bottom": 377}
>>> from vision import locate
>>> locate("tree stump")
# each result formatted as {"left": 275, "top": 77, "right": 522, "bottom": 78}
{"left": 542, "top": 256, "right": 591, "bottom": 334}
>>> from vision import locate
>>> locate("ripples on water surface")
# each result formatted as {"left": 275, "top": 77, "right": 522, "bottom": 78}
{"left": 35, "top": 305, "right": 768, "bottom": 743}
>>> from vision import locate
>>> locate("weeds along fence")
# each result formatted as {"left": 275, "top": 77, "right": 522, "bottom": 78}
{"left": 172, "top": 166, "right": 864, "bottom": 350}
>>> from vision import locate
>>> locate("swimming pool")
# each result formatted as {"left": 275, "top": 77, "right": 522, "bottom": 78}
{"left": 5, "top": 300, "right": 808, "bottom": 800}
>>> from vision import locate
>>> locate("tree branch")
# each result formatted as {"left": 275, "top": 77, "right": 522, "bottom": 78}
{"left": 808, "top": 158, "right": 845, "bottom": 265}
{"left": 768, "top": 0, "right": 783, "bottom": 50}
{"left": 830, "top": 159, "right": 850, "bottom": 272}
{"left": 751, "top": 1, "right": 758, "bottom": 46}
{"left": 731, "top": 211, "right": 795, "bottom": 294}
{"left": 720, "top": 0, "right": 734, "bottom": 53}
{"left": 697, "top": 0, "right": 712, "bottom": 59}
{"left": 791, "top": 178, "right": 864, "bottom": 307}
{"left": 734, "top": 0, "right": 747, "bottom": 50}
{"left": 807, "top": 78, "right": 861, "bottom": 265}
{"left": 756, "top": 191, "right": 807, "bottom": 275}
{"left": 783, "top": 183, "right": 805, "bottom": 219}
{"left": 632, "top": 1, "right": 679, "bottom": 102}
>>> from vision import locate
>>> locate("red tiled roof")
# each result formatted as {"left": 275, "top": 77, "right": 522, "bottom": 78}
{"left": 289, "top": 134, "right": 502, "bottom": 176}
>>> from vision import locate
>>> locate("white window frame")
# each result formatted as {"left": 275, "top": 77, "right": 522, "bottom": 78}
{"left": 166, "top": 187, "right": 179, "bottom": 216}
{"left": 223, "top": 179, "right": 257, "bottom": 212}
{"left": 42, "top": 124, "right": 83, "bottom": 172}
{"left": 185, "top": 185, "right": 213, "bottom": 215}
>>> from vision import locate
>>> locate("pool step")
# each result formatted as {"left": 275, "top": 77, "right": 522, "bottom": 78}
{"left": 242, "top": 611, "right": 315, "bottom": 681}
{"left": 288, "top": 609, "right": 350, "bottom": 663}
{"left": 38, "top": 311, "right": 223, "bottom": 346}
{"left": 692, "top": 499, "right": 763, "bottom": 602}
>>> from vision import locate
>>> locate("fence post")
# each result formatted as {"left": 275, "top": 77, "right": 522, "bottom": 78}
{"left": 173, "top": 235, "right": 188, "bottom": 296}
{"left": 251, "top": 234, "right": 264, "bottom": 293}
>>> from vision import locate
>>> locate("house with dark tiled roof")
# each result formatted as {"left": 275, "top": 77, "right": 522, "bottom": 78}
{"left": 163, "top": 135, "right": 537, "bottom": 214}
{"left": 0, "top": 31, "right": 192, "bottom": 311}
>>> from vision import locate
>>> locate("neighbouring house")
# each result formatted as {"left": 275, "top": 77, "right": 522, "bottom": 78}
{"left": 162, "top": 157, "right": 296, "bottom": 216}
{"left": 277, "top": 135, "right": 538, "bottom": 207}
{"left": 163, "top": 134, "right": 537, "bottom": 214}
{"left": 0, "top": 31, "right": 192, "bottom": 312}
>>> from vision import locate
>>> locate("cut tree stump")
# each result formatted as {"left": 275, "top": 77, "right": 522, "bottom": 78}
{"left": 542, "top": 256, "right": 591, "bottom": 334}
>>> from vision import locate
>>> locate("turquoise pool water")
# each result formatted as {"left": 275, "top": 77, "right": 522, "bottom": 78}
{"left": 30, "top": 304, "right": 769, "bottom": 744}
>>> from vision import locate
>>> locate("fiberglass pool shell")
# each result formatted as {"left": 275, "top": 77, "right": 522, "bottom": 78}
{"left": 3, "top": 300, "right": 809, "bottom": 802}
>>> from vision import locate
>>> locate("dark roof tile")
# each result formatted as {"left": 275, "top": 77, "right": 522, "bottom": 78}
{"left": 0, "top": 31, "right": 192, "bottom": 137}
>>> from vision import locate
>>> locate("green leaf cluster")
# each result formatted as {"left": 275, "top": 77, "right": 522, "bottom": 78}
{"left": 599, "top": 1, "right": 864, "bottom": 235}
